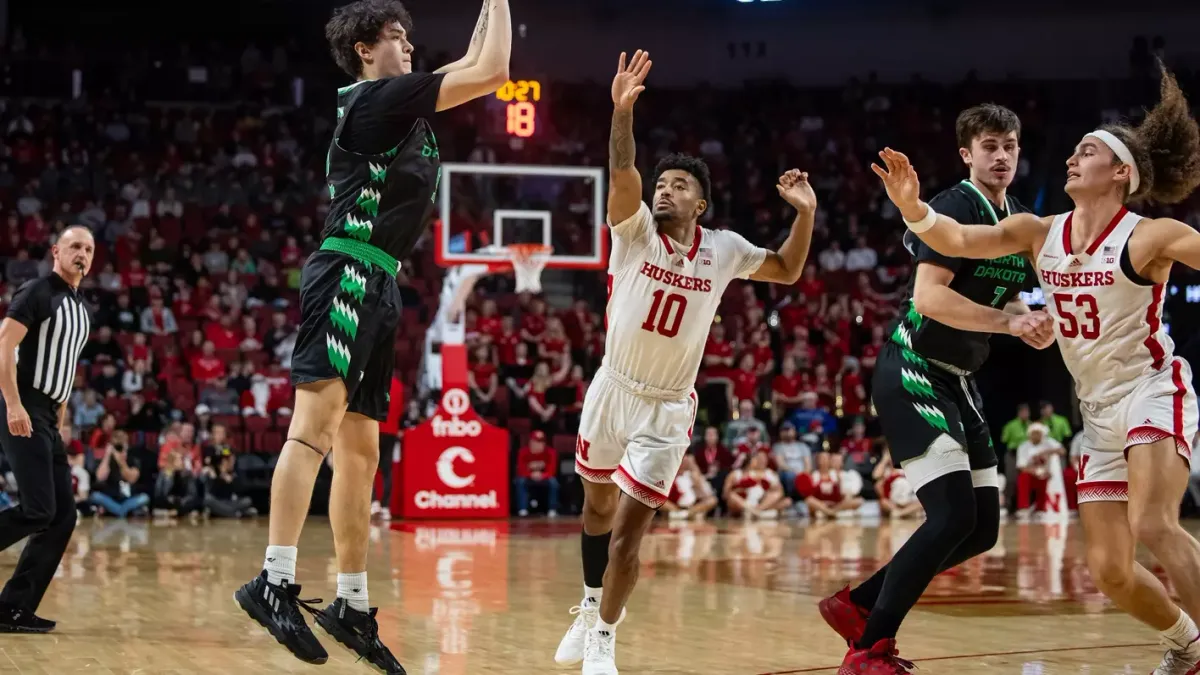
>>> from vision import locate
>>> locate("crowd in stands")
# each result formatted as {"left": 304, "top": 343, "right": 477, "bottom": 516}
{"left": 1, "top": 35, "right": 1199, "bottom": 519}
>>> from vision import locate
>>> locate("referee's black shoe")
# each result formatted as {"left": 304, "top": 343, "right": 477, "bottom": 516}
{"left": 0, "top": 604, "right": 56, "bottom": 633}
{"left": 234, "top": 571, "right": 328, "bottom": 664}
{"left": 315, "top": 598, "right": 406, "bottom": 674}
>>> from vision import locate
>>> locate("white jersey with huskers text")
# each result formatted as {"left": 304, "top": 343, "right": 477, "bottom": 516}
{"left": 1036, "top": 207, "right": 1174, "bottom": 405}
{"left": 604, "top": 202, "right": 766, "bottom": 393}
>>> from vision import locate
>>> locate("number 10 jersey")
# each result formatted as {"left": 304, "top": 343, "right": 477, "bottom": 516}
{"left": 601, "top": 202, "right": 766, "bottom": 395}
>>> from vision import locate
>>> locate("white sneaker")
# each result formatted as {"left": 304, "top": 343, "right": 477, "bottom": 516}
{"left": 370, "top": 501, "right": 381, "bottom": 516}
{"left": 380, "top": 507, "right": 391, "bottom": 521}
{"left": 582, "top": 625, "right": 619, "bottom": 675}
{"left": 555, "top": 600, "right": 598, "bottom": 665}
{"left": 1153, "top": 635, "right": 1200, "bottom": 674}
{"left": 554, "top": 601, "right": 625, "bottom": 666}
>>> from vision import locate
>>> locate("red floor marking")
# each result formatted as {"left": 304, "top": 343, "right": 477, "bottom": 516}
{"left": 754, "top": 642, "right": 1157, "bottom": 674}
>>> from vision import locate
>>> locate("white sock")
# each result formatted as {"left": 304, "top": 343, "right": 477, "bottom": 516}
{"left": 337, "top": 572, "right": 370, "bottom": 613}
{"left": 264, "top": 546, "right": 297, "bottom": 586}
{"left": 1162, "top": 610, "right": 1200, "bottom": 650}
{"left": 584, "top": 585, "right": 603, "bottom": 606}
{"left": 594, "top": 617, "right": 617, "bottom": 636}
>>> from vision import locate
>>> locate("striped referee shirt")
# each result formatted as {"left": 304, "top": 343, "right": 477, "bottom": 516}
{"left": 7, "top": 273, "right": 91, "bottom": 407}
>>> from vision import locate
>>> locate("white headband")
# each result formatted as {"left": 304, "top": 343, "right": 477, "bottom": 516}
{"left": 1087, "top": 129, "right": 1140, "bottom": 194}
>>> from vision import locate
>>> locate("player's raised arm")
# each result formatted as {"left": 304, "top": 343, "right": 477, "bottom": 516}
{"left": 750, "top": 170, "right": 816, "bottom": 284}
{"left": 873, "top": 148, "right": 1048, "bottom": 260}
{"left": 434, "top": 0, "right": 491, "bottom": 74}
{"left": 1153, "top": 218, "right": 1200, "bottom": 272}
{"left": 608, "top": 50, "right": 653, "bottom": 227}
{"left": 435, "top": 0, "right": 511, "bottom": 112}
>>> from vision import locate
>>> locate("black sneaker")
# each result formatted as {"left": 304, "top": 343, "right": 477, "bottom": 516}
{"left": 234, "top": 570, "right": 329, "bottom": 664}
{"left": 0, "top": 605, "right": 55, "bottom": 633}
{"left": 315, "top": 598, "right": 406, "bottom": 674}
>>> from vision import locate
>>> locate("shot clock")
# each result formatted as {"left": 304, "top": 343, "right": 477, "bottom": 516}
{"left": 495, "top": 79, "right": 542, "bottom": 138}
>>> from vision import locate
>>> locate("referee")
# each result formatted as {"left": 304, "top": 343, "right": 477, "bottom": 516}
{"left": 0, "top": 225, "right": 93, "bottom": 633}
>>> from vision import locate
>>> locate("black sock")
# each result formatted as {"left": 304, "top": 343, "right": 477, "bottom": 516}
{"left": 857, "top": 472, "right": 977, "bottom": 648}
{"left": 581, "top": 530, "right": 612, "bottom": 591}
{"left": 850, "top": 485, "right": 1000, "bottom": 610}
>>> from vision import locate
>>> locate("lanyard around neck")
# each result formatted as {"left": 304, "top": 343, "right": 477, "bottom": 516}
{"left": 958, "top": 179, "right": 1012, "bottom": 225}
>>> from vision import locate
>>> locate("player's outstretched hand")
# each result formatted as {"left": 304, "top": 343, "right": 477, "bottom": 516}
{"left": 777, "top": 169, "right": 817, "bottom": 213}
{"left": 612, "top": 50, "right": 652, "bottom": 112}
{"left": 1017, "top": 310, "right": 1056, "bottom": 349}
{"left": 871, "top": 148, "right": 923, "bottom": 218}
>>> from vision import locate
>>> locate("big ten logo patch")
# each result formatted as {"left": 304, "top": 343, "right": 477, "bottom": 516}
{"left": 397, "top": 523, "right": 510, "bottom": 674}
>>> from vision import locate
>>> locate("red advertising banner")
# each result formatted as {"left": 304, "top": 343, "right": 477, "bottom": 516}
{"left": 400, "top": 388, "right": 510, "bottom": 519}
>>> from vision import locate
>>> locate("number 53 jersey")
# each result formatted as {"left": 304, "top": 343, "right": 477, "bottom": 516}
{"left": 601, "top": 202, "right": 766, "bottom": 394}
{"left": 1037, "top": 207, "right": 1196, "bottom": 485}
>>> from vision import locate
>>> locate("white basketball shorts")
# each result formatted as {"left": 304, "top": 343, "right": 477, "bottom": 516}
{"left": 575, "top": 366, "right": 699, "bottom": 509}
{"left": 1076, "top": 357, "right": 1197, "bottom": 504}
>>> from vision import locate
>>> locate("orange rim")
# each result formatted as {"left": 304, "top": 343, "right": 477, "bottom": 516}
{"left": 504, "top": 244, "right": 553, "bottom": 261}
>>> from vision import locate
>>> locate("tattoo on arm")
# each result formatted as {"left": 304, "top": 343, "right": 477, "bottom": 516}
{"left": 470, "top": 1, "right": 491, "bottom": 48}
{"left": 610, "top": 109, "right": 635, "bottom": 170}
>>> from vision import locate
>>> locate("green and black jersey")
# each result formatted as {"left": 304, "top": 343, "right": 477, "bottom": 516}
{"left": 323, "top": 73, "right": 447, "bottom": 267}
{"left": 888, "top": 180, "right": 1034, "bottom": 373}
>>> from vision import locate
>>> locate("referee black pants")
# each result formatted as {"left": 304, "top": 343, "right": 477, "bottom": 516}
{"left": 0, "top": 402, "right": 76, "bottom": 612}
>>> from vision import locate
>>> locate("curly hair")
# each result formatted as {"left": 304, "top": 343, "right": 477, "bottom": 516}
{"left": 325, "top": 0, "right": 413, "bottom": 78}
{"left": 1102, "top": 62, "right": 1200, "bottom": 205}
{"left": 654, "top": 153, "right": 712, "bottom": 212}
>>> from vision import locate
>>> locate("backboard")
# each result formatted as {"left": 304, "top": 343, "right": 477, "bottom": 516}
{"left": 434, "top": 163, "right": 607, "bottom": 271}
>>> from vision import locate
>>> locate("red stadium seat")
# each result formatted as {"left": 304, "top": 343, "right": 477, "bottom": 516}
{"left": 212, "top": 414, "right": 241, "bottom": 431}
{"left": 261, "top": 431, "right": 284, "bottom": 453}
{"left": 552, "top": 434, "right": 576, "bottom": 458}
{"left": 507, "top": 417, "right": 531, "bottom": 442}
{"left": 244, "top": 415, "right": 270, "bottom": 433}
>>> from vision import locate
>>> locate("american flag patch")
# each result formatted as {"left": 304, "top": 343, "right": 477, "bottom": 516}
{"left": 699, "top": 247, "right": 713, "bottom": 265}
{"left": 1102, "top": 245, "right": 1116, "bottom": 256}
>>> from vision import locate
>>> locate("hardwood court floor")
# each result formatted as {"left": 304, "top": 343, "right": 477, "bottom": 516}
{"left": 0, "top": 514, "right": 1194, "bottom": 674}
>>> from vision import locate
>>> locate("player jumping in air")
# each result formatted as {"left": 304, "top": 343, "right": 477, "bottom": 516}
{"left": 878, "top": 63, "right": 1200, "bottom": 675}
{"left": 233, "top": 1, "right": 510, "bottom": 672}
{"left": 818, "top": 104, "right": 1056, "bottom": 674}
{"left": 555, "top": 49, "right": 819, "bottom": 675}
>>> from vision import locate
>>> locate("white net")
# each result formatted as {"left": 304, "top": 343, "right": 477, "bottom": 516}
{"left": 505, "top": 244, "right": 553, "bottom": 293}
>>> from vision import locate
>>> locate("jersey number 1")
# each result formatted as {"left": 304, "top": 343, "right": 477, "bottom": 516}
{"left": 1053, "top": 292, "right": 1100, "bottom": 339}
{"left": 641, "top": 290, "right": 688, "bottom": 338}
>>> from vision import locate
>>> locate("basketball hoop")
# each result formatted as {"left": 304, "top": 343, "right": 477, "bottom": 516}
{"left": 504, "top": 243, "right": 554, "bottom": 293}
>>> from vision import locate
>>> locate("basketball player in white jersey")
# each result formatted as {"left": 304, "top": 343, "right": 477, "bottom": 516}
{"left": 874, "top": 64, "right": 1200, "bottom": 674}
{"left": 555, "top": 50, "right": 818, "bottom": 675}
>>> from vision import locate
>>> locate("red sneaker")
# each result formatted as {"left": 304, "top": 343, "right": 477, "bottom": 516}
{"left": 838, "top": 638, "right": 915, "bottom": 675}
{"left": 819, "top": 585, "right": 869, "bottom": 645}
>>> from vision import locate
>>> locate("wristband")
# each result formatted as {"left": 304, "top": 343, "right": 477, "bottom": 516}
{"left": 903, "top": 204, "right": 937, "bottom": 233}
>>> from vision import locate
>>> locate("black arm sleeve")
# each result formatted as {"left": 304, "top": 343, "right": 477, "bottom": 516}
{"left": 5, "top": 279, "right": 50, "bottom": 328}
{"left": 912, "top": 189, "right": 982, "bottom": 273}
{"left": 340, "top": 73, "right": 447, "bottom": 155}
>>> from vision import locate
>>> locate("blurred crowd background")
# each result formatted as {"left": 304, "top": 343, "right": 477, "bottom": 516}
{"left": 2, "top": 0, "right": 1200, "bottom": 521}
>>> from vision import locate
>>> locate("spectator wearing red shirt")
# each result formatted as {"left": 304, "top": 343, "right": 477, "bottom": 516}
{"left": 784, "top": 326, "right": 816, "bottom": 371}
{"left": 579, "top": 322, "right": 605, "bottom": 370}
{"left": 515, "top": 431, "right": 559, "bottom": 516}
{"left": 737, "top": 284, "right": 765, "bottom": 324}
{"left": 812, "top": 363, "right": 834, "bottom": 404}
{"left": 796, "top": 263, "right": 826, "bottom": 306}
{"left": 840, "top": 358, "right": 867, "bottom": 419}
{"left": 771, "top": 356, "right": 807, "bottom": 423}
{"left": 860, "top": 324, "right": 885, "bottom": 374}
{"left": 190, "top": 341, "right": 227, "bottom": 383}
{"left": 730, "top": 353, "right": 759, "bottom": 407}
{"left": 539, "top": 317, "right": 570, "bottom": 362}
{"left": 526, "top": 362, "right": 558, "bottom": 433}
{"left": 733, "top": 426, "right": 771, "bottom": 470}
{"left": 280, "top": 236, "right": 303, "bottom": 269}
{"left": 373, "top": 376, "right": 405, "bottom": 521}
{"left": 496, "top": 316, "right": 521, "bottom": 366}
{"left": 477, "top": 299, "right": 502, "bottom": 344}
{"left": 123, "top": 258, "right": 148, "bottom": 290}
{"left": 127, "top": 332, "right": 152, "bottom": 368}
{"left": 702, "top": 323, "right": 736, "bottom": 385}
{"left": 561, "top": 298, "right": 597, "bottom": 347}
{"left": 521, "top": 297, "right": 549, "bottom": 345}
{"left": 205, "top": 314, "right": 241, "bottom": 351}
{"left": 692, "top": 426, "right": 733, "bottom": 485}
{"left": 840, "top": 419, "right": 873, "bottom": 467}
{"left": 748, "top": 329, "right": 775, "bottom": 378}
{"left": 468, "top": 345, "right": 499, "bottom": 415}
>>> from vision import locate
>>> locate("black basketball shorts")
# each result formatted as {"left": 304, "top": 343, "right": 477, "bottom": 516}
{"left": 290, "top": 249, "right": 401, "bottom": 422}
{"left": 871, "top": 342, "right": 998, "bottom": 493}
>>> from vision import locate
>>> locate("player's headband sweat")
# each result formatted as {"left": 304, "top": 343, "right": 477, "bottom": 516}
{"left": 1087, "top": 130, "right": 1140, "bottom": 194}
